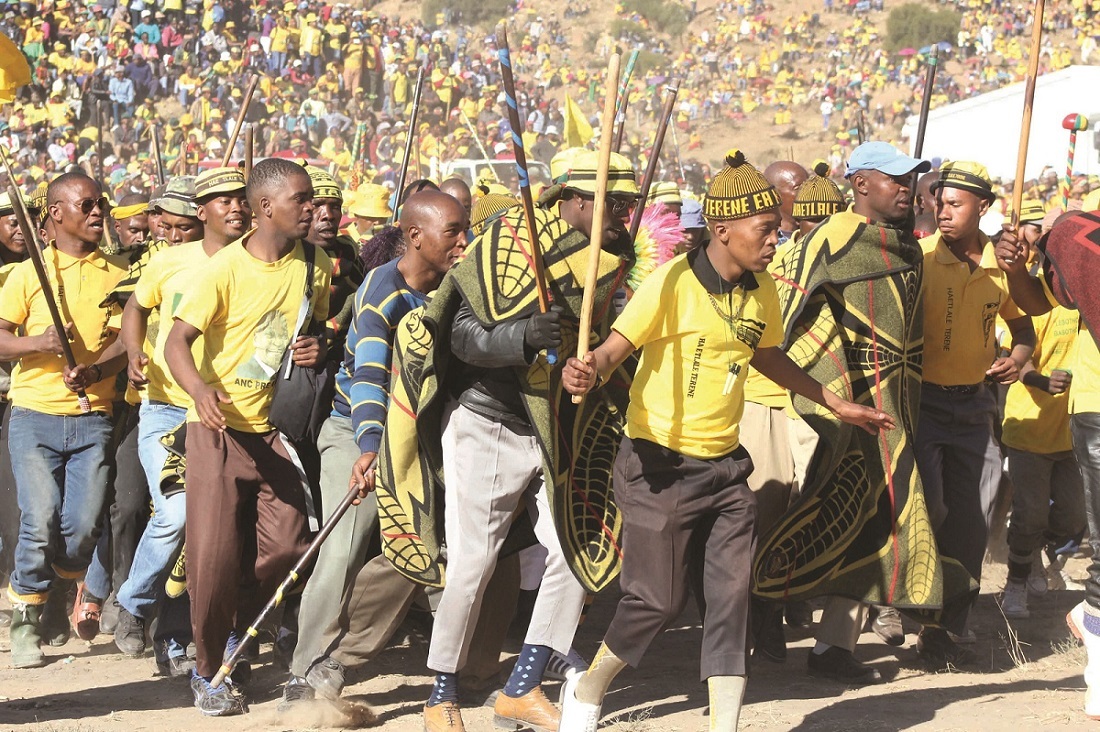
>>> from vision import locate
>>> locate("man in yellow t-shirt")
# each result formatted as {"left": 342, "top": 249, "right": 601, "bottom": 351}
{"left": 0, "top": 173, "right": 128, "bottom": 669}
{"left": 1001, "top": 304, "right": 1084, "bottom": 618}
{"left": 560, "top": 151, "right": 892, "bottom": 732}
{"left": 995, "top": 210, "right": 1100, "bottom": 719}
{"left": 112, "top": 169, "right": 248, "bottom": 674}
{"left": 164, "top": 159, "right": 331, "bottom": 716}
{"left": 916, "top": 161, "right": 1034, "bottom": 666}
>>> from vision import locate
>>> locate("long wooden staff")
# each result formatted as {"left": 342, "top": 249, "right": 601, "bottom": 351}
{"left": 244, "top": 125, "right": 254, "bottom": 182}
{"left": 95, "top": 105, "right": 106, "bottom": 185}
{"left": 221, "top": 74, "right": 260, "bottom": 167}
{"left": 912, "top": 48, "right": 938, "bottom": 159}
{"left": 572, "top": 51, "right": 621, "bottom": 405}
{"left": 613, "top": 91, "right": 630, "bottom": 153}
{"left": 149, "top": 125, "right": 166, "bottom": 186}
{"left": 1008, "top": 0, "right": 1047, "bottom": 244}
{"left": 628, "top": 82, "right": 679, "bottom": 243}
{"left": 497, "top": 23, "right": 555, "bottom": 363}
{"left": 4, "top": 184, "right": 91, "bottom": 413}
{"left": 211, "top": 483, "right": 361, "bottom": 689}
{"left": 390, "top": 66, "right": 425, "bottom": 225}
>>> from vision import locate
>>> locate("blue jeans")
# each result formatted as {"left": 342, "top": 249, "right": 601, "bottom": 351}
{"left": 268, "top": 51, "right": 286, "bottom": 75}
{"left": 7, "top": 407, "right": 114, "bottom": 602}
{"left": 118, "top": 401, "right": 190, "bottom": 656}
{"left": 1073, "top": 413, "right": 1100, "bottom": 610}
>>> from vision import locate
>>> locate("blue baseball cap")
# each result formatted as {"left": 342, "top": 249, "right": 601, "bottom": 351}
{"left": 845, "top": 141, "right": 931, "bottom": 178}
{"left": 680, "top": 198, "right": 705, "bottom": 229}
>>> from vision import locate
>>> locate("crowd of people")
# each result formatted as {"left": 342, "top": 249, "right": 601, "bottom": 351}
{"left": 2, "top": 1, "right": 1100, "bottom": 732}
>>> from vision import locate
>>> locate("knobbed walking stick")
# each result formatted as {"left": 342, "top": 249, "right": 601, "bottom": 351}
{"left": 1061, "top": 113, "right": 1088, "bottom": 210}
{"left": 496, "top": 23, "right": 556, "bottom": 363}
{"left": 149, "top": 124, "right": 166, "bottom": 186}
{"left": 210, "top": 483, "right": 363, "bottom": 689}
{"left": 5, "top": 183, "right": 91, "bottom": 413}
{"left": 572, "top": 51, "right": 622, "bottom": 405}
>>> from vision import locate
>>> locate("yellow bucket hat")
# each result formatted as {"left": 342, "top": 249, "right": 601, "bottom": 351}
{"left": 348, "top": 183, "right": 392, "bottom": 219}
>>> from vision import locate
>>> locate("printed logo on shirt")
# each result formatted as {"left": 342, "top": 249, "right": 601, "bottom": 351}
{"left": 687, "top": 336, "right": 706, "bottom": 399}
{"left": 981, "top": 300, "right": 1000, "bottom": 347}
{"left": 235, "top": 309, "right": 290, "bottom": 387}
{"left": 736, "top": 316, "right": 767, "bottom": 352}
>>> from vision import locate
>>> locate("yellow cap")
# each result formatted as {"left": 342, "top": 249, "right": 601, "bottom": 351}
{"left": 194, "top": 167, "right": 246, "bottom": 199}
{"left": 550, "top": 148, "right": 639, "bottom": 196}
{"left": 305, "top": 165, "right": 341, "bottom": 201}
{"left": 647, "top": 181, "right": 682, "bottom": 206}
{"left": 347, "top": 184, "right": 392, "bottom": 219}
{"left": 931, "top": 160, "right": 995, "bottom": 201}
{"left": 703, "top": 149, "right": 780, "bottom": 221}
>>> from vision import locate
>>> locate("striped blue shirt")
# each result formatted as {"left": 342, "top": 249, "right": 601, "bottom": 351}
{"left": 332, "top": 259, "right": 426, "bottom": 454}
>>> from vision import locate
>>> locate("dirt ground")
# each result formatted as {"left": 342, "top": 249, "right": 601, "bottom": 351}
{"left": 0, "top": 551, "right": 1094, "bottom": 732}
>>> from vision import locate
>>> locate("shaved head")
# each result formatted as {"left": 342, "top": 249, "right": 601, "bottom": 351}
{"left": 440, "top": 177, "right": 473, "bottom": 215}
{"left": 400, "top": 190, "right": 467, "bottom": 232}
{"left": 764, "top": 161, "right": 808, "bottom": 232}
{"left": 915, "top": 170, "right": 939, "bottom": 216}
{"left": 400, "top": 190, "right": 470, "bottom": 276}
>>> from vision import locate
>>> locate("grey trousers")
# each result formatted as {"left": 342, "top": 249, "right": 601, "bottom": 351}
{"left": 427, "top": 401, "right": 586, "bottom": 673}
{"left": 915, "top": 385, "right": 1002, "bottom": 632}
{"left": 1006, "top": 447, "right": 1086, "bottom": 570}
{"left": 291, "top": 414, "right": 379, "bottom": 677}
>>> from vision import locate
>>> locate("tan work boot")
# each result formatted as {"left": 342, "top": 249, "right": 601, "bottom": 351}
{"left": 493, "top": 685, "right": 561, "bottom": 732}
{"left": 423, "top": 701, "right": 466, "bottom": 731}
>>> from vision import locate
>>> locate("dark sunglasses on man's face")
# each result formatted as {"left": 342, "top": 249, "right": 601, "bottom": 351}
{"left": 570, "top": 190, "right": 636, "bottom": 217}
{"left": 63, "top": 197, "right": 109, "bottom": 215}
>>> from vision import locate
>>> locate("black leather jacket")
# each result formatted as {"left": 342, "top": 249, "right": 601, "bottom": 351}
{"left": 448, "top": 301, "right": 535, "bottom": 426}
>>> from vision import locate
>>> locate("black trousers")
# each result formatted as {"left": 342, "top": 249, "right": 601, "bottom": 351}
{"left": 0, "top": 402, "right": 18, "bottom": 584}
{"left": 604, "top": 437, "right": 756, "bottom": 681}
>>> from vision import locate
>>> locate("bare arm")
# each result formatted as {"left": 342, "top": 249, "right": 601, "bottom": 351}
{"left": 560, "top": 331, "right": 638, "bottom": 395}
{"left": 995, "top": 228, "right": 1054, "bottom": 316}
{"left": 0, "top": 317, "right": 65, "bottom": 361}
{"left": 165, "top": 318, "right": 229, "bottom": 431}
{"left": 121, "top": 296, "right": 153, "bottom": 387}
{"left": 987, "top": 315, "right": 1035, "bottom": 385}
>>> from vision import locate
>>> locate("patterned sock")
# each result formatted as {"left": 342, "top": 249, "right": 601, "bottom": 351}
{"left": 427, "top": 672, "right": 458, "bottom": 706}
{"left": 1083, "top": 604, "right": 1100, "bottom": 636}
{"left": 502, "top": 643, "right": 552, "bottom": 698}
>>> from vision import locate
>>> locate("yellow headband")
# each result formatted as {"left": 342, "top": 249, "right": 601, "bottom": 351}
{"left": 112, "top": 203, "right": 149, "bottom": 220}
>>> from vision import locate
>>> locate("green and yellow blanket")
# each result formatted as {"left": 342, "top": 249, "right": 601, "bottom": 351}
{"left": 753, "top": 210, "right": 975, "bottom": 610}
{"left": 376, "top": 206, "right": 632, "bottom": 593}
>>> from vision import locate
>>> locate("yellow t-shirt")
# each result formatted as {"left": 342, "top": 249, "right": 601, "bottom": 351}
{"left": 1001, "top": 306, "right": 1078, "bottom": 453}
{"left": 0, "top": 246, "right": 127, "bottom": 415}
{"left": 173, "top": 237, "right": 332, "bottom": 433}
{"left": 743, "top": 233, "right": 800, "bottom": 409}
{"left": 920, "top": 232, "right": 1025, "bottom": 386}
{"left": 1041, "top": 273, "right": 1100, "bottom": 415}
{"left": 133, "top": 240, "right": 214, "bottom": 407}
{"left": 269, "top": 27, "right": 290, "bottom": 54}
{"left": 614, "top": 251, "right": 783, "bottom": 459}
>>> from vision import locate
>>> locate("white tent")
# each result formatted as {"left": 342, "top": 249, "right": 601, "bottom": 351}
{"left": 902, "top": 65, "right": 1100, "bottom": 182}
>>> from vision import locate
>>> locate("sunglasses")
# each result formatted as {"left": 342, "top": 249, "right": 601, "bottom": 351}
{"left": 569, "top": 190, "right": 636, "bottom": 217}
{"left": 62, "top": 197, "right": 109, "bottom": 215}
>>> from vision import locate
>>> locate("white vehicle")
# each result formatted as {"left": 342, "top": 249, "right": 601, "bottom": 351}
{"left": 441, "top": 158, "right": 552, "bottom": 189}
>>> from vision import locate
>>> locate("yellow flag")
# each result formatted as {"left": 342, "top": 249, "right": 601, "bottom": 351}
{"left": 563, "top": 94, "right": 593, "bottom": 149}
{"left": 0, "top": 34, "right": 32, "bottom": 104}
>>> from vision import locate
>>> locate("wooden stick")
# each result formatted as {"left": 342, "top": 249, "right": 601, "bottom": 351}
{"left": 613, "top": 90, "right": 630, "bottom": 153}
{"left": 149, "top": 124, "right": 166, "bottom": 186}
{"left": 211, "top": 482, "right": 361, "bottom": 689}
{"left": 5, "top": 184, "right": 91, "bottom": 413}
{"left": 391, "top": 66, "right": 426, "bottom": 225}
{"left": 496, "top": 23, "right": 556, "bottom": 361}
{"left": 628, "top": 82, "right": 679, "bottom": 243}
{"left": 221, "top": 74, "right": 260, "bottom": 167}
{"left": 95, "top": 105, "right": 106, "bottom": 185}
{"left": 913, "top": 48, "right": 938, "bottom": 159}
{"left": 1009, "top": 0, "right": 1046, "bottom": 235}
{"left": 460, "top": 111, "right": 499, "bottom": 181}
{"left": 572, "top": 51, "right": 621, "bottom": 405}
{"left": 244, "top": 125, "right": 254, "bottom": 182}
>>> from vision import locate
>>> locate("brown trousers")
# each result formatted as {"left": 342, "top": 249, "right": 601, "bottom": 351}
{"left": 185, "top": 425, "right": 311, "bottom": 678}
{"left": 604, "top": 437, "right": 756, "bottom": 681}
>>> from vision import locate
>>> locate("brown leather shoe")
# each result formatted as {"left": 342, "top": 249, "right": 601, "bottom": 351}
{"left": 493, "top": 685, "right": 561, "bottom": 732}
{"left": 423, "top": 701, "right": 466, "bottom": 732}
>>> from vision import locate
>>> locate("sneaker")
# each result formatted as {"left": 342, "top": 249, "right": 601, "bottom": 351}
{"left": 1002, "top": 580, "right": 1030, "bottom": 619}
{"left": 223, "top": 632, "right": 252, "bottom": 688}
{"left": 1067, "top": 601, "right": 1100, "bottom": 719}
{"left": 423, "top": 700, "right": 466, "bottom": 731}
{"left": 71, "top": 583, "right": 102, "bottom": 641}
{"left": 1048, "top": 553, "right": 1086, "bottom": 591}
{"left": 870, "top": 606, "right": 905, "bottom": 647}
{"left": 558, "top": 669, "right": 601, "bottom": 732}
{"left": 190, "top": 672, "right": 247, "bottom": 717}
{"left": 917, "top": 627, "right": 976, "bottom": 670}
{"left": 493, "top": 685, "right": 560, "bottom": 732}
{"left": 114, "top": 608, "right": 146, "bottom": 657}
{"left": 157, "top": 654, "right": 197, "bottom": 678}
{"left": 807, "top": 646, "right": 883, "bottom": 685}
{"left": 546, "top": 647, "right": 588, "bottom": 682}
{"left": 305, "top": 656, "right": 346, "bottom": 701}
{"left": 278, "top": 676, "right": 315, "bottom": 712}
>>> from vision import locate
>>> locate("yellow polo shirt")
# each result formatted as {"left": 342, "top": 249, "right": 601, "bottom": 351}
{"left": 133, "top": 241, "right": 212, "bottom": 407}
{"left": 743, "top": 233, "right": 800, "bottom": 410}
{"left": 614, "top": 250, "right": 783, "bottom": 459}
{"left": 1041, "top": 273, "right": 1100, "bottom": 415}
{"left": 0, "top": 246, "right": 127, "bottom": 415}
{"left": 920, "top": 232, "right": 1025, "bottom": 386}
{"left": 173, "top": 237, "right": 332, "bottom": 433}
{"left": 1001, "top": 307, "right": 1078, "bottom": 454}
